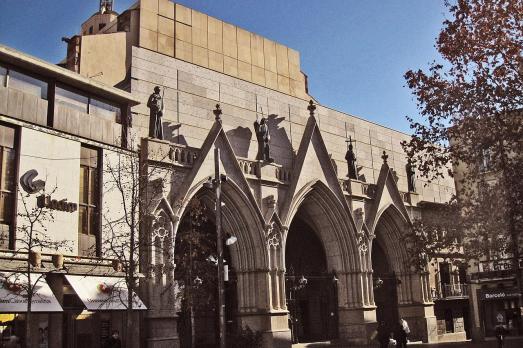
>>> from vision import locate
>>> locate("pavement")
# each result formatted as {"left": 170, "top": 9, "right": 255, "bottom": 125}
{"left": 292, "top": 336, "right": 523, "bottom": 348}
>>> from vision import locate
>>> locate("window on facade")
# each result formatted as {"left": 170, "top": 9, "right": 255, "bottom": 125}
{"left": 0, "top": 65, "right": 7, "bottom": 88}
{"left": 99, "top": 23, "right": 106, "bottom": 31}
{"left": 89, "top": 26, "right": 93, "bottom": 34}
{"left": 0, "top": 125, "right": 16, "bottom": 249}
{"left": 55, "top": 86, "right": 88, "bottom": 113}
{"left": 78, "top": 146, "right": 100, "bottom": 248}
{"left": 89, "top": 97, "right": 121, "bottom": 122}
{"left": 8, "top": 70, "right": 48, "bottom": 99}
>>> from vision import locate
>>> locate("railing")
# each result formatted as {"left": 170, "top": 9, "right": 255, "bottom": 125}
{"left": 238, "top": 158, "right": 258, "bottom": 176}
{"left": 168, "top": 144, "right": 199, "bottom": 167}
{"left": 236, "top": 157, "right": 291, "bottom": 183}
{"left": 439, "top": 283, "right": 468, "bottom": 298}
{"left": 275, "top": 167, "right": 292, "bottom": 182}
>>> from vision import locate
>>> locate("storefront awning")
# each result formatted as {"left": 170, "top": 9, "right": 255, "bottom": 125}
{"left": 65, "top": 275, "right": 146, "bottom": 311}
{"left": 0, "top": 272, "right": 63, "bottom": 312}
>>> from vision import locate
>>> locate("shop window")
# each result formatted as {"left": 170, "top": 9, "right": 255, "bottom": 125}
{"left": 89, "top": 97, "right": 120, "bottom": 122}
{"left": 0, "top": 65, "right": 6, "bottom": 87}
{"left": 78, "top": 145, "right": 100, "bottom": 256}
{"left": 0, "top": 124, "right": 17, "bottom": 249}
{"left": 8, "top": 70, "right": 48, "bottom": 99}
{"left": 55, "top": 86, "right": 88, "bottom": 113}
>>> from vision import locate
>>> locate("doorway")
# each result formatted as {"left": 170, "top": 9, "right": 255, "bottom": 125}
{"left": 285, "top": 218, "right": 338, "bottom": 343}
{"left": 372, "top": 240, "right": 399, "bottom": 332}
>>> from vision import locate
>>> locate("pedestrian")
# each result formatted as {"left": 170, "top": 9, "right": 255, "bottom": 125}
{"left": 388, "top": 332, "right": 397, "bottom": 347}
{"left": 104, "top": 330, "right": 122, "bottom": 348}
{"left": 5, "top": 334, "right": 20, "bottom": 348}
{"left": 376, "top": 321, "right": 389, "bottom": 348}
{"left": 494, "top": 322, "right": 508, "bottom": 348}
{"left": 397, "top": 318, "right": 410, "bottom": 347}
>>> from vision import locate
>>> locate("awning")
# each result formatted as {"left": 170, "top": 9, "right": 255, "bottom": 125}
{"left": 65, "top": 275, "right": 146, "bottom": 311}
{"left": 0, "top": 272, "right": 62, "bottom": 312}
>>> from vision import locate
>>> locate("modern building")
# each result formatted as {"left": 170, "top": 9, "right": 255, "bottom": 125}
{"left": 0, "top": 43, "right": 146, "bottom": 347}
{"left": 0, "top": 1, "right": 466, "bottom": 347}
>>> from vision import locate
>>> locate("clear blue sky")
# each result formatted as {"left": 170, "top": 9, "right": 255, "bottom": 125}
{"left": 0, "top": 0, "right": 448, "bottom": 133}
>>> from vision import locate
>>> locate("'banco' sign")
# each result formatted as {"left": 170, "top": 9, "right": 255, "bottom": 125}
{"left": 36, "top": 195, "right": 77, "bottom": 213}
{"left": 481, "top": 288, "right": 521, "bottom": 300}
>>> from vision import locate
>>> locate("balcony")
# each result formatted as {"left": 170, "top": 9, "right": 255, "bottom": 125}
{"left": 470, "top": 257, "right": 523, "bottom": 281}
{"left": 434, "top": 283, "right": 468, "bottom": 300}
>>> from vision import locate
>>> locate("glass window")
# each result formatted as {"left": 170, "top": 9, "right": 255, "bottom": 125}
{"left": 0, "top": 65, "right": 6, "bottom": 88}
{"left": 89, "top": 97, "right": 120, "bottom": 122}
{"left": 0, "top": 124, "right": 16, "bottom": 228}
{"left": 55, "top": 86, "right": 88, "bottom": 113}
{"left": 8, "top": 70, "right": 48, "bottom": 99}
{"left": 78, "top": 146, "right": 100, "bottom": 237}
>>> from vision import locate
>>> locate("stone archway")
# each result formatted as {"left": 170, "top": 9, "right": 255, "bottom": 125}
{"left": 371, "top": 205, "right": 435, "bottom": 342}
{"left": 283, "top": 181, "right": 368, "bottom": 345}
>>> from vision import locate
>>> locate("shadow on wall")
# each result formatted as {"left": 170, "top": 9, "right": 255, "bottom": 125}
{"left": 226, "top": 126, "right": 252, "bottom": 158}
{"left": 162, "top": 122, "right": 183, "bottom": 144}
{"left": 267, "top": 114, "right": 293, "bottom": 164}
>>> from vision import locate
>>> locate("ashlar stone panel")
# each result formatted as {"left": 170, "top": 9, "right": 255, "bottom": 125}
{"left": 250, "top": 33, "right": 265, "bottom": 68}
{"left": 175, "top": 22, "right": 192, "bottom": 43}
{"left": 223, "top": 22, "right": 238, "bottom": 59}
{"left": 140, "top": 9, "right": 158, "bottom": 32}
{"left": 191, "top": 11, "right": 208, "bottom": 48}
{"left": 237, "top": 27, "right": 251, "bottom": 64}
{"left": 223, "top": 56, "right": 238, "bottom": 77}
{"left": 140, "top": 28, "right": 158, "bottom": 51}
{"left": 263, "top": 38, "right": 277, "bottom": 73}
{"left": 238, "top": 60, "right": 252, "bottom": 82}
{"left": 175, "top": 3, "right": 191, "bottom": 25}
{"left": 277, "top": 75, "right": 290, "bottom": 94}
{"left": 175, "top": 39, "right": 192, "bottom": 62}
{"left": 192, "top": 46, "right": 209, "bottom": 68}
{"left": 208, "top": 17, "right": 223, "bottom": 53}
{"left": 209, "top": 51, "right": 224, "bottom": 72}
{"left": 158, "top": 16, "right": 174, "bottom": 37}
{"left": 275, "top": 43, "right": 289, "bottom": 77}
{"left": 158, "top": 33, "right": 174, "bottom": 57}
{"left": 158, "top": 0, "right": 174, "bottom": 19}
{"left": 251, "top": 65, "right": 265, "bottom": 86}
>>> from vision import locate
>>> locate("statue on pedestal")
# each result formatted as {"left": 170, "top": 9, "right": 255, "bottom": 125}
{"left": 345, "top": 137, "right": 358, "bottom": 180}
{"left": 406, "top": 158, "right": 416, "bottom": 192}
{"left": 147, "top": 86, "right": 164, "bottom": 140}
{"left": 254, "top": 117, "right": 273, "bottom": 162}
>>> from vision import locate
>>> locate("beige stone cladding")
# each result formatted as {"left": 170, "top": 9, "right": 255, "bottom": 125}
{"left": 130, "top": 46, "right": 455, "bottom": 204}
{"left": 137, "top": 0, "right": 308, "bottom": 99}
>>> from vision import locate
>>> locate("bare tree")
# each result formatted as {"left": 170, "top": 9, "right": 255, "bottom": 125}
{"left": 100, "top": 137, "right": 174, "bottom": 347}
{"left": 1, "top": 182, "right": 71, "bottom": 348}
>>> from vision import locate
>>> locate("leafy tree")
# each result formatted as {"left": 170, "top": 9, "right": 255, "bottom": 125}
{"left": 402, "top": 0, "right": 523, "bottom": 283}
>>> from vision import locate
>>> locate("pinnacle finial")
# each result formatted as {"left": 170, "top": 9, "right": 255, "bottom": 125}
{"left": 307, "top": 100, "right": 316, "bottom": 117}
{"left": 381, "top": 150, "right": 389, "bottom": 164}
{"left": 213, "top": 104, "right": 222, "bottom": 122}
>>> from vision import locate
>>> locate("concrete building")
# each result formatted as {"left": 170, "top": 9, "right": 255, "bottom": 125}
{"left": 0, "top": 0, "right": 470, "bottom": 347}
{"left": 0, "top": 43, "right": 146, "bottom": 347}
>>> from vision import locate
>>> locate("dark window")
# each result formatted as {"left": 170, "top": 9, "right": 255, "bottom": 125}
{"left": 98, "top": 23, "right": 106, "bottom": 31}
{"left": 55, "top": 86, "right": 88, "bottom": 113}
{"left": 0, "top": 65, "right": 6, "bottom": 87}
{"left": 89, "top": 97, "right": 121, "bottom": 122}
{"left": 0, "top": 125, "right": 16, "bottom": 249}
{"left": 8, "top": 70, "right": 48, "bottom": 99}
{"left": 78, "top": 146, "right": 100, "bottom": 256}
{"left": 89, "top": 26, "right": 93, "bottom": 34}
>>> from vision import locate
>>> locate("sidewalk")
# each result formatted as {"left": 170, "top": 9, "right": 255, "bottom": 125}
{"left": 292, "top": 336, "right": 523, "bottom": 348}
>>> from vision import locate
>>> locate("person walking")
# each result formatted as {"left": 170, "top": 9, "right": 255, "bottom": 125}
{"left": 397, "top": 318, "right": 410, "bottom": 348}
{"left": 495, "top": 322, "right": 509, "bottom": 348}
{"left": 104, "top": 330, "right": 122, "bottom": 348}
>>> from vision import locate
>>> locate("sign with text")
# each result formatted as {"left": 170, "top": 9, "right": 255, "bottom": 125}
{"left": 481, "top": 288, "right": 521, "bottom": 300}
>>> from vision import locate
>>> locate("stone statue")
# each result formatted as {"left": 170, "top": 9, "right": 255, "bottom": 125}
{"left": 345, "top": 137, "right": 358, "bottom": 180}
{"left": 406, "top": 158, "right": 416, "bottom": 192}
{"left": 254, "top": 117, "right": 273, "bottom": 162}
{"left": 147, "top": 86, "right": 164, "bottom": 140}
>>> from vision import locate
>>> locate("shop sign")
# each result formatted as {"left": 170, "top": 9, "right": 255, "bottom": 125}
{"left": 481, "top": 288, "right": 521, "bottom": 300}
{"left": 36, "top": 195, "right": 77, "bottom": 213}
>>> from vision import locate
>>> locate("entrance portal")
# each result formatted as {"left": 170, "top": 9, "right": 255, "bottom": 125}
{"left": 372, "top": 240, "right": 399, "bottom": 332}
{"left": 285, "top": 218, "right": 338, "bottom": 343}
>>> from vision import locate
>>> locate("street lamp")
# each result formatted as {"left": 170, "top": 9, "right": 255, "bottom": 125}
{"left": 203, "top": 104, "right": 230, "bottom": 348}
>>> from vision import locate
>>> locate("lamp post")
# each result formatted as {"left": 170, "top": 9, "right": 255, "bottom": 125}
{"left": 204, "top": 104, "right": 228, "bottom": 348}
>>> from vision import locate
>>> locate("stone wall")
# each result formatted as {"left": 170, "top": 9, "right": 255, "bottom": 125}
{"left": 130, "top": 46, "right": 455, "bottom": 204}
